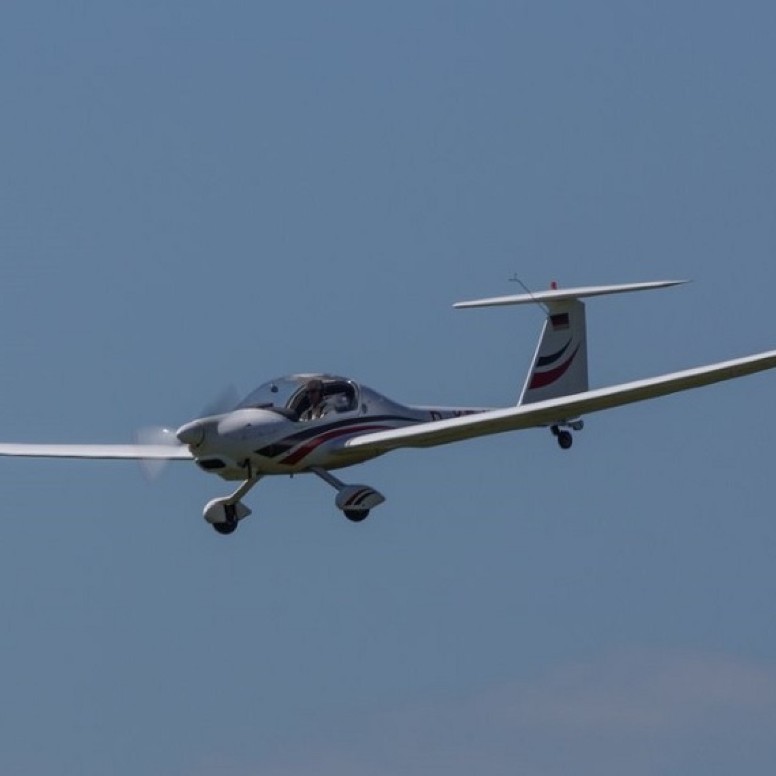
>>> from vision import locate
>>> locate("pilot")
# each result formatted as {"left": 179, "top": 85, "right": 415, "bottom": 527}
{"left": 301, "top": 378, "right": 328, "bottom": 421}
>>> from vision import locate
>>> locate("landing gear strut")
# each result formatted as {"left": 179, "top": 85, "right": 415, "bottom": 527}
{"left": 311, "top": 467, "right": 386, "bottom": 522}
{"left": 551, "top": 419, "right": 584, "bottom": 450}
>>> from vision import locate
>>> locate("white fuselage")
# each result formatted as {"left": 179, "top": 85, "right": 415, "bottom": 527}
{"left": 177, "top": 375, "right": 488, "bottom": 480}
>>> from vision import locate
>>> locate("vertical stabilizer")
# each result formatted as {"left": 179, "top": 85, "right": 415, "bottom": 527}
{"left": 455, "top": 279, "right": 687, "bottom": 410}
{"left": 518, "top": 300, "right": 588, "bottom": 405}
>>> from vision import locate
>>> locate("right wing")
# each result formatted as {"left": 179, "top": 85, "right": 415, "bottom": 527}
{"left": 345, "top": 349, "right": 776, "bottom": 453}
{"left": 0, "top": 444, "right": 193, "bottom": 460}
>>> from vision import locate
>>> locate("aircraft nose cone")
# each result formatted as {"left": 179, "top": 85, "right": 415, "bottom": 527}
{"left": 176, "top": 421, "right": 205, "bottom": 447}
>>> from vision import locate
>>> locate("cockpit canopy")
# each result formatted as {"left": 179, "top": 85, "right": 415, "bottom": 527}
{"left": 236, "top": 374, "right": 359, "bottom": 421}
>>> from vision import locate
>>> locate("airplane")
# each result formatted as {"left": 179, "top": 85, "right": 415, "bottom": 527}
{"left": 2, "top": 279, "right": 776, "bottom": 536}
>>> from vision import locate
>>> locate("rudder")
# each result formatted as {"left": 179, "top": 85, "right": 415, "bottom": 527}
{"left": 518, "top": 300, "right": 588, "bottom": 405}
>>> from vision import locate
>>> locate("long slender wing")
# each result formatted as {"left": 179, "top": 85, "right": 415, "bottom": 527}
{"left": 0, "top": 444, "right": 193, "bottom": 460}
{"left": 345, "top": 349, "right": 776, "bottom": 453}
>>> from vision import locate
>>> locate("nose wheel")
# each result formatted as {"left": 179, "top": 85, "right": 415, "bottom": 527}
{"left": 203, "top": 475, "right": 262, "bottom": 536}
{"left": 213, "top": 518, "right": 238, "bottom": 535}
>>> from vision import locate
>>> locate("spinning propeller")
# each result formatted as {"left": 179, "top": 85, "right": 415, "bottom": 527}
{"left": 134, "top": 385, "right": 240, "bottom": 480}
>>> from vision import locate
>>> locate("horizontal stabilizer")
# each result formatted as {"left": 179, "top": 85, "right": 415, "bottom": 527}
{"left": 454, "top": 280, "right": 687, "bottom": 309}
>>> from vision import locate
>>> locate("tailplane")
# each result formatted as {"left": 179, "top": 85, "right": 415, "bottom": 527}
{"left": 454, "top": 279, "right": 688, "bottom": 406}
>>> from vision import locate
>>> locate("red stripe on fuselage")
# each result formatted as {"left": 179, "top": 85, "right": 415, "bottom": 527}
{"left": 278, "top": 424, "right": 394, "bottom": 465}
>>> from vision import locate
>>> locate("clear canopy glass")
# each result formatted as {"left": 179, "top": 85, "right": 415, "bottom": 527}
{"left": 236, "top": 374, "right": 359, "bottom": 420}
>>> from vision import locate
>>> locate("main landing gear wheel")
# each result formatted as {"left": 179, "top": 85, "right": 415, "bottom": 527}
{"left": 310, "top": 467, "right": 386, "bottom": 524}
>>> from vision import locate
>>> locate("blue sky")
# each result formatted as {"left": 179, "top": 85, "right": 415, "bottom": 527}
{"left": 2, "top": 1, "right": 776, "bottom": 773}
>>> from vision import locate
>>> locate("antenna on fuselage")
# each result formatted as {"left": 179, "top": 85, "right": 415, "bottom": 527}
{"left": 508, "top": 274, "right": 551, "bottom": 315}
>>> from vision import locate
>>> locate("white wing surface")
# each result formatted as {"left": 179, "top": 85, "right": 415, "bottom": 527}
{"left": 0, "top": 444, "right": 193, "bottom": 460}
{"left": 345, "top": 349, "right": 776, "bottom": 453}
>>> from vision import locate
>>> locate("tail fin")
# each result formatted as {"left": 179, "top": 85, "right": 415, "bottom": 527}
{"left": 518, "top": 299, "right": 588, "bottom": 405}
{"left": 454, "top": 279, "right": 688, "bottom": 406}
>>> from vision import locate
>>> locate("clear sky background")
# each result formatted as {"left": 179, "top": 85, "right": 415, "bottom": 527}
{"left": 2, "top": 2, "right": 776, "bottom": 774}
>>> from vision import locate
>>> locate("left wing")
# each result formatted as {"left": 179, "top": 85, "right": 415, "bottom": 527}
{"left": 0, "top": 444, "right": 193, "bottom": 460}
{"left": 345, "top": 349, "right": 776, "bottom": 453}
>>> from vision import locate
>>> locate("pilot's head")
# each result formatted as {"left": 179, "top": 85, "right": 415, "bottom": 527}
{"left": 306, "top": 378, "right": 324, "bottom": 404}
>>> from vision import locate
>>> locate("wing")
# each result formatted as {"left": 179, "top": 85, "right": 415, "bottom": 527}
{"left": 345, "top": 349, "right": 776, "bottom": 453}
{"left": 0, "top": 444, "right": 193, "bottom": 460}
